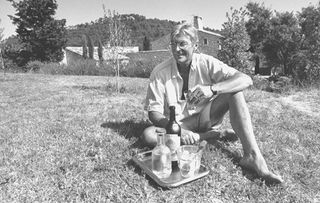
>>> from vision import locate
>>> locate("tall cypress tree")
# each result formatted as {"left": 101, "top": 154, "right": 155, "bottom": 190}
{"left": 86, "top": 34, "right": 94, "bottom": 59}
{"left": 81, "top": 34, "right": 88, "bottom": 59}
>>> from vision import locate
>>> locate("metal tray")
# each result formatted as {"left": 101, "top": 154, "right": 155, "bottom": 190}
{"left": 132, "top": 150, "right": 210, "bottom": 188}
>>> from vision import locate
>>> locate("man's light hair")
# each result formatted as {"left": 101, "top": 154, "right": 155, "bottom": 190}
{"left": 170, "top": 22, "right": 199, "bottom": 44}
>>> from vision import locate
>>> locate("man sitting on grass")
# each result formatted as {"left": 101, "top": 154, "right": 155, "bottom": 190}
{"left": 142, "top": 22, "right": 283, "bottom": 184}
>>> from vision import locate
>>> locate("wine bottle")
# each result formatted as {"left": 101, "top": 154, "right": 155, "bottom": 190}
{"left": 165, "top": 106, "right": 181, "bottom": 161}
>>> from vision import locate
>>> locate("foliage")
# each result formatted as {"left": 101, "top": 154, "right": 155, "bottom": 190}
{"left": 245, "top": 2, "right": 273, "bottom": 53}
{"left": 262, "top": 12, "right": 301, "bottom": 76}
{"left": 97, "top": 38, "right": 104, "bottom": 62}
{"left": 245, "top": 2, "right": 320, "bottom": 84}
{"left": 103, "top": 9, "right": 131, "bottom": 93}
{"left": 87, "top": 34, "right": 94, "bottom": 59}
{"left": 299, "top": 2, "right": 320, "bottom": 64}
{"left": 245, "top": 2, "right": 273, "bottom": 74}
{"left": 142, "top": 36, "right": 151, "bottom": 51}
{"left": 125, "top": 51, "right": 171, "bottom": 78}
{"left": 8, "top": 0, "right": 67, "bottom": 66}
{"left": 1, "top": 36, "right": 28, "bottom": 70}
{"left": 26, "top": 60, "right": 43, "bottom": 72}
{"left": 66, "top": 14, "right": 177, "bottom": 50}
{"left": 0, "top": 19, "right": 4, "bottom": 71}
{"left": 294, "top": 3, "right": 320, "bottom": 84}
{"left": 38, "top": 60, "right": 113, "bottom": 76}
{"left": 0, "top": 19, "right": 4, "bottom": 41}
{"left": 81, "top": 34, "right": 88, "bottom": 59}
{"left": 218, "top": 7, "right": 253, "bottom": 74}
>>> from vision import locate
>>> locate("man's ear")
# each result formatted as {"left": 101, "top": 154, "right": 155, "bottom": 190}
{"left": 194, "top": 43, "right": 198, "bottom": 49}
{"left": 194, "top": 43, "right": 200, "bottom": 53}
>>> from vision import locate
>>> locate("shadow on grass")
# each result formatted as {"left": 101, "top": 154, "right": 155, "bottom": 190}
{"left": 101, "top": 119, "right": 167, "bottom": 189}
{"left": 207, "top": 138, "right": 281, "bottom": 187}
{"left": 100, "top": 119, "right": 151, "bottom": 149}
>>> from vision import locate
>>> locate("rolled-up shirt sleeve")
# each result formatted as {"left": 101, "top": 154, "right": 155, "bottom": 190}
{"left": 144, "top": 76, "right": 165, "bottom": 114}
{"left": 210, "top": 57, "right": 238, "bottom": 83}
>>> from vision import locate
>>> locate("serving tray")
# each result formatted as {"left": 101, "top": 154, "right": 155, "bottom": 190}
{"left": 132, "top": 150, "right": 210, "bottom": 188}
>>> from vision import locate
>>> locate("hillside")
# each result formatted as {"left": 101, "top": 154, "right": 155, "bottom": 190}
{"left": 66, "top": 13, "right": 222, "bottom": 50}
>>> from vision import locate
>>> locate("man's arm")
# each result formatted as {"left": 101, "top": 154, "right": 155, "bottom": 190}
{"left": 212, "top": 71, "right": 253, "bottom": 94}
{"left": 189, "top": 72, "right": 253, "bottom": 105}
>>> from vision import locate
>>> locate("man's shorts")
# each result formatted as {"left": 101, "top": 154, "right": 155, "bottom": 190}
{"left": 179, "top": 99, "right": 223, "bottom": 132}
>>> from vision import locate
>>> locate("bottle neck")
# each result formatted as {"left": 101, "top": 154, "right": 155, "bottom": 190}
{"left": 157, "top": 134, "right": 164, "bottom": 146}
{"left": 169, "top": 107, "right": 176, "bottom": 122}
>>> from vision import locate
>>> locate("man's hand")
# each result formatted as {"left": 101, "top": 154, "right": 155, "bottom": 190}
{"left": 188, "top": 85, "right": 214, "bottom": 106}
{"left": 181, "top": 128, "right": 200, "bottom": 145}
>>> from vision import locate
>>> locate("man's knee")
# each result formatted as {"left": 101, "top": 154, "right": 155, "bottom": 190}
{"left": 141, "top": 126, "right": 157, "bottom": 147}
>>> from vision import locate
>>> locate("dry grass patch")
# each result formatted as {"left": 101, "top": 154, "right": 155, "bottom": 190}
{"left": 0, "top": 73, "right": 319, "bottom": 202}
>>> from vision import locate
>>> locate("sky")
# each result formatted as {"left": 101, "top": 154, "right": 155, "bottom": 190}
{"left": 0, "top": 0, "right": 319, "bottom": 39}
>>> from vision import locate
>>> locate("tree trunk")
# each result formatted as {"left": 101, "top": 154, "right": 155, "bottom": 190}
{"left": 255, "top": 56, "right": 260, "bottom": 75}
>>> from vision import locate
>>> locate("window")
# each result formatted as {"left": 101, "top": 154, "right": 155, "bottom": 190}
{"left": 203, "top": 38, "right": 208, "bottom": 45}
{"left": 218, "top": 40, "right": 222, "bottom": 50}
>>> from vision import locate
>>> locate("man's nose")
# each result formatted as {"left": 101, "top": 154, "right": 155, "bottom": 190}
{"left": 174, "top": 45, "right": 181, "bottom": 51}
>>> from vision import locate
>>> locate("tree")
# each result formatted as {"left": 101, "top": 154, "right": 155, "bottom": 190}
{"left": 81, "top": 34, "right": 88, "bottom": 59}
{"left": 86, "top": 34, "right": 94, "bottom": 59}
{"left": 295, "top": 2, "right": 320, "bottom": 82}
{"left": 299, "top": 3, "right": 320, "bottom": 65}
{"left": 8, "top": 0, "right": 67, "bottom": 65}
{"left": 143, "top": 35, "right": 151, "bottom": 51}
{"left": 0, "top": 19, "right": 4, "bottom": 42}
{"left": 0, "top": 19, "right": 5, "bottom": 71}
{"left": 245, "top": 2, "right": 273, "bottom": 74}
{"left": 104, "top": 8, "right": 131, "bottom": 92}
{"left": 97, "top": 37, "right": 104, "bottom": 62}
{"left": 262, "top": 12, "right": 301, "bottom": 76}
{"left": 218, "top": 7, "right": 253, "bottom": 74}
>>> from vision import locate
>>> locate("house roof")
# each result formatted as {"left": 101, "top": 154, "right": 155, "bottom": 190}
{"left": 198, "top": 29, "right": 223, "bottom": 38}
{"left": 65, "top": 46, "right": 133, "bottom": 61}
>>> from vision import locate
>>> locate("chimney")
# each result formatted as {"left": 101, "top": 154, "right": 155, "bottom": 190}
{"left": 193, "top": 16, "right": 203, "bottom": 30}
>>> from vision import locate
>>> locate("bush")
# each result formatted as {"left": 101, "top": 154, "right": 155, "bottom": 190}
{"left": 123, "top": 59, "right": 156, "bottom": 78}
{"left": 39, "top": 60, "right": 116, "bottom": 76}
{"left": 252, "top": 75, "right": 295, "bottom": 93}
{"left": 27, "top": 61, "right": 44, "bottom": 72}
{"left": 123, "top": 51, "right": 171, "bottom": 78}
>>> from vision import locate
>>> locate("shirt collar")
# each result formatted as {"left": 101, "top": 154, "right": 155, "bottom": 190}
{"left": 171, "top": 53, "right": 198, "bottom": 79}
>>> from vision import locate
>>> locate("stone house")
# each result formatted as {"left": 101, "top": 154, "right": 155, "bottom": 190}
{"left": 61, "top": 46, "right": 139, "bottom": 65}
{"left": 151, "top": 16, "right": 223, "bottom": 57}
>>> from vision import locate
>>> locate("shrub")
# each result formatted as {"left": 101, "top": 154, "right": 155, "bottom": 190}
{"left": 39, "top": 60, "right": 117, "bottom": 76}
{"left": 123, "top": 51, "right": 171, "bottom": 78}
{"left": 38, "top": 62, "right": 65, "bottom": 75}
{"left": 123, "top": 60, "right": 156, "bottom": 78}
{"left": 27, "top": 61, "right": 44, "bottom": 72}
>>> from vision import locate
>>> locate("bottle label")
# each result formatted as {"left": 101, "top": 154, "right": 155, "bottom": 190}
{"left": 165, "top": 134, "right": 180, "bottom": 161}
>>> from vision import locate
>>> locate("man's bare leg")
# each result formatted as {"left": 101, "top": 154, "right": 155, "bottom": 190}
{"left": 201, "top": 91, "right": 283, "bottom": 184}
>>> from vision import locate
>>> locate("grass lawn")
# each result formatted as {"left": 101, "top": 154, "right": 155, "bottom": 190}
{"left": 0, "top": 73, "right": 319, "bottom": 202}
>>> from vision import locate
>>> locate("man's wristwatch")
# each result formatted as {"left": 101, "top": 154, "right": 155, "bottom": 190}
{"left": 210, "top": 85, "right": 217, "bottom": 96}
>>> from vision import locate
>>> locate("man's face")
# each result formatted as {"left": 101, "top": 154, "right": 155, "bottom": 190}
{"left": 170, "top": 34, "right": 196, "bottom": 67}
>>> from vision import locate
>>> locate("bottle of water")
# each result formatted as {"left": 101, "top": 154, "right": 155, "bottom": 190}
{"left": 152, "top": 130, "right": 172, "bottom": 179}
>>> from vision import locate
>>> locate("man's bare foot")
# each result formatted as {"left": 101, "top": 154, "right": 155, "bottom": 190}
{"left": 239, "top": 152, "right": 283, "bottom": 184}
{"left": 220, "top": 129, "right": 238, "bottom": 142}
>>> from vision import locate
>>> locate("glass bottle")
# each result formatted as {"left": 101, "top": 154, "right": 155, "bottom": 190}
{"left": 152, "top": 130, "right": 172, "bottom": 179}
{"left": 165, "top": 106, "right": 181, "bottom": 161}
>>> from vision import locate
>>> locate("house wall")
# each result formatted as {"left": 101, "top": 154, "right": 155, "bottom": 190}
{"left": 198, "top": 31, "right": 221, "bottom": 57}
{"left": 151, "top": 31, "right": 222, "bottom": 57}
{"left": 65, "top": 49, "right": 84, "bottom": 64}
